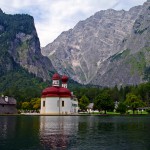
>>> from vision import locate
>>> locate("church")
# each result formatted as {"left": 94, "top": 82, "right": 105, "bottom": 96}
{"left": 40, "top": 73, "right": 78, "bottom": 115}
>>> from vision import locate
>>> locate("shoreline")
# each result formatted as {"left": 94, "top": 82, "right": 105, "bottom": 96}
{"left": 0, "top": 113, "right": 149, "bottom": 116}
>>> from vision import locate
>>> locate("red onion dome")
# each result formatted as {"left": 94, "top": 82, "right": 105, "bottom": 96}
{"left": 42, "top": 87, "right": 59, "bottom": 98}
{"left": 61, "top": 75, "right": 68, "bottom": 83}
{"left": 52, "top": 73, "right": 60, "bottom": 80}
{"left": 59, "top": 87, "right": 71, "bottom": 97}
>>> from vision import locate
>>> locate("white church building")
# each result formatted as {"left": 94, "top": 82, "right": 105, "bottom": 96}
{"left": 40, "top": 73, "right": 78, "bottom": 115}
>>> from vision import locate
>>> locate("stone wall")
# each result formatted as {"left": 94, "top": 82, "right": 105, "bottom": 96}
{"left": 0, "top": 105, "right": 17, "bottom": 114}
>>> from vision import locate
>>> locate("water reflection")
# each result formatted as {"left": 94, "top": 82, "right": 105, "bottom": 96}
{"left": 0, "top": 116, "right": 150, "bottom": 150}
{"left": 0, "top": 116, "right": 41, "bottom": 150}
{"left": 40, "top": 116, "right": 79, "bottom": 149}
{"left": 39, "top": 116, "right": 150, "bottom": 149}
{"left": 0, "top": 116, "right": 16, "bottom": 140}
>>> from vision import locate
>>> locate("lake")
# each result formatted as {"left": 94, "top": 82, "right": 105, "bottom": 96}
{"left": 0, "top": 115, "right": 150, "bottom": 150}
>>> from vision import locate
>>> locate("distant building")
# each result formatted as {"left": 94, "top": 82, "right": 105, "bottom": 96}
{"left": 87, "top": 103, "right": 94, "bottom": 113}
{"left": 0, "top": 96, "right": 17, "bottom": 114}
{"left": 40, "top": 73, "right": 78, "bottom": 115}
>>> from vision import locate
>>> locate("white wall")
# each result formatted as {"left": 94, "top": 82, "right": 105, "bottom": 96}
{"left": 40, "top": 98, "right": 46, "bottom": 114}
{"left": 60, "top": 97, "right": 72, "bottom": 114}
{"left": 45, "top": 97, "right": 60, "bottom": 114}
{"left": 41, "top": 97, "right": 78, "bottom": 114}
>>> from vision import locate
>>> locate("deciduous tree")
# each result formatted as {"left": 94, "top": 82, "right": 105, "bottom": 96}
{"left": 79, "top": 95, "right": 90, "bottom": 111}
{"left": 125, "top": 93, "right": 145, "bottom": 114}
{"left": 94, "top": 90, "right": 114, "bottom": 114}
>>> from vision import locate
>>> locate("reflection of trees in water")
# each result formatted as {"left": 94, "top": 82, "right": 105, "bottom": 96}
{"left": 40, "top": 116, "right": 79, "bottom": 149}
{"left": 0, "top": 116, "right": 16, "bottom": 139}
{"left": 0, "top": 116, "right": 40, "bottom": 149}
{"left": 95, "top": 117, "right": 150, "bottom": 149}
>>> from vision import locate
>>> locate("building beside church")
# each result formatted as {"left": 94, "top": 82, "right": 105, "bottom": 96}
{"left": 40, "top": 73, "right": 78, "bottom": 115}
{"left": 0, "top": 96, "right": 17, "bottom": 114}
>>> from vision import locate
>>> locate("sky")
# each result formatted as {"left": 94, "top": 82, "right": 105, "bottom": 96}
{"left": 0, "top": 0, "right": 146, "bottom": 47}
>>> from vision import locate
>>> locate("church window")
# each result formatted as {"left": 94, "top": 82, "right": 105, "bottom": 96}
{"left": 62, "top": 101, "right": 64, "bottom": 107}
{"left": 43, "top": 101, "right": 45, "bottom": 107}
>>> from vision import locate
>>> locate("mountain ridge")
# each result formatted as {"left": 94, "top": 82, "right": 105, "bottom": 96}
{"left": 42, "top": 2, "right": 149, "bottom": 86}
{"left": 0, "top": 11, "right": 55, "bottom": 81}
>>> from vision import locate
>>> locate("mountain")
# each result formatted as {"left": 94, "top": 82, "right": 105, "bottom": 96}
{"left": 0, "top": 9, "right": 83, "bottom": 103}
{"left": 0, "top": 10, "right": 57, "bottom": 102}
{"left": 42, "top": 1, "right": 150, "bottom": 86}
{"left": 0, "top": 10, "right": 55, "bottom": 81}
{"left": 90, "top": 1, "right": 150, "bottom": 86}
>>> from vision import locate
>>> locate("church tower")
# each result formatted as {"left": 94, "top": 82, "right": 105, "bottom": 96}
{"left": 52, "top": 73, "right": 60, "bottom": 87}
{"left": 61, "top": 75, "right": 68, "bottom": 88}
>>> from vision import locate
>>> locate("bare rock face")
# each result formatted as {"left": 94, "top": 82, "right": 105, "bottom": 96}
{"left": 0, "top": 12, "right": 55, "bottom": 81}
{"left": 123, "top": 1, "right": 150, "bottom": 53}
{"left": 9, "top": 31, "right": 55, "bottom": 81}
{"left": 42, "top": 1, "right": 150, "bottom": 86}
{"left": 42, "top": 4, "right": 143, "bottom": 84}
{"left": 90, "top": 1, "right": 150, "bottom": 87}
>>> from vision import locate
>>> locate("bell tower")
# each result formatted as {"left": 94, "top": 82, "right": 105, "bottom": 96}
{"left": 52, "top": 73, "right": 60, "bottom": 87}
{"left": 61, "top": 75, "right": 68, "bottom": 88}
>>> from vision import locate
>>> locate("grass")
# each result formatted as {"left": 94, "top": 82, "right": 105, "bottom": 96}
{"left": 127, "top": 110, "right": 148, "bottom": 115}
{"left": 79, "top": 110, "right": 149, "bottom": 115}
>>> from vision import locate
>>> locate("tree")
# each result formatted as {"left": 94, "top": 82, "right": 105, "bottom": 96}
{"left": 79, "top": 95, "right": 90, "bottom": 111}
{"left": 21, "top": 102, "right": 30, "bottom": 110}
{"left": 125, "top": 93, "right": 145, "bottom": 114}
{"left": 94, "top": 90, "right": 114, "bottom": 114}
{"left": 32, "top": 98, "right": 41, "bottom": 110}
{"left": 116, "top": 101, "right": 127, "bottom": 114}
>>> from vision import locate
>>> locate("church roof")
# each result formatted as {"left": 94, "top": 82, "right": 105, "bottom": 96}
{"left": 42, "top": 87, "right": 71, "bottom": 98}
{"left": 52, "top": 73, "right": 60, "bottom": 80}
{"left": 59, "top": 87, "right": 71, "bottom": 97}
{"left": 42, "top": 73, "right": 71, "bottom": 98}
{"left": 61, "top": 75, "right": 68, "bottom": 83}
{"left": 42, "top": 87, "right": 59, "bottom": 98}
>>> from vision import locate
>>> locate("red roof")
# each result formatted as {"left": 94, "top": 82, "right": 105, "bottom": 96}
{"left": 42, "top": 87, "right": 59, "bottom": 98}
{"left": 52, "top": 73, "right": 60, "bottom": 80}
{"left": 42, "top": 87, "right": 71, "bottom": 98}
{"left": 62, "top": 75, "right": 68, "bottom": 83}
{"left": 59, "top": 87, "right": 71, "bottom": 97}
{"left": 41, "top": 73, "right": 71, "bottom": 98}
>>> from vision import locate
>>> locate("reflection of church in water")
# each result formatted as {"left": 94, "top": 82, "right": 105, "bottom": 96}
{"left": 40, "top": 73, "right": 78, "bottom": 115}
{"left": 40, "top": 116, "right": 79, "bottom": 149}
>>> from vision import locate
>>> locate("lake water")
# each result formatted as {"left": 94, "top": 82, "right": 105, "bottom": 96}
{"left": 0, "top": 115, "right": 150, "bottom": 150}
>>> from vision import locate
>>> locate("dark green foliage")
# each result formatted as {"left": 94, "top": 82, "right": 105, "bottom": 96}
{"left": 0, "top": 66, "right": 49, "bottom": 107}
{"left": 0, "top": 12, "right": 34, "bottom": 40}
{"left": 94, "top": 89, "right": 114, "bottom": 114}
{"left": 110, "top": 49, "right": 130, "bottom": 62}
{"left": 146, "top": 108, "right": 150, "bottom": 114}
{"left": 144, "top": 66, "right": 150, "bottom": 81}
{"left": 21, "top": 98, "right": 41, "bottom": 111}
{"left": 79, "top": 95, "right": 90, "bottom": 111}
{"left": 125, "top": 93, "right": 145, "bottom": 114}
{"left": 129, "top": 51, "right": 146, "bottom": 75}
{"left": 74, "top": 82, "right": 150, "bottom": 113}
{"left": 116, "top": 102, "right": 127, "bottom": 114}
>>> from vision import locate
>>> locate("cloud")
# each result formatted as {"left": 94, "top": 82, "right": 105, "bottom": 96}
{"left": 0, "top": 0, "right": 146, "bottom": 47}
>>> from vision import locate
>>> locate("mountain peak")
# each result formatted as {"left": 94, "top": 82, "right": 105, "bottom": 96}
{"left": 0, "top": 8, "right": 3, "bottom": 13}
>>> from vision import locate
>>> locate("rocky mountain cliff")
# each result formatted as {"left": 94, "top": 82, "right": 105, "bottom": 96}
{"left": 0, "top": 10, "right": 55, "bottom": 81}
{"left": 42, "top": 0, "right": 150, "bottom": 86}
{"left": 90, "top": 0, "right": 150, "bottom": 86}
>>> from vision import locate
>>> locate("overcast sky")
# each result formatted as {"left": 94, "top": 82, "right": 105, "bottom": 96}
{"left": 0, "top": 0, "right": 146, "bottom": 47}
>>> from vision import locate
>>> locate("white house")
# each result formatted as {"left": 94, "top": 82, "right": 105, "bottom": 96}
{"left": 40, "top": 73, "right": 78, "bottom": 115}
